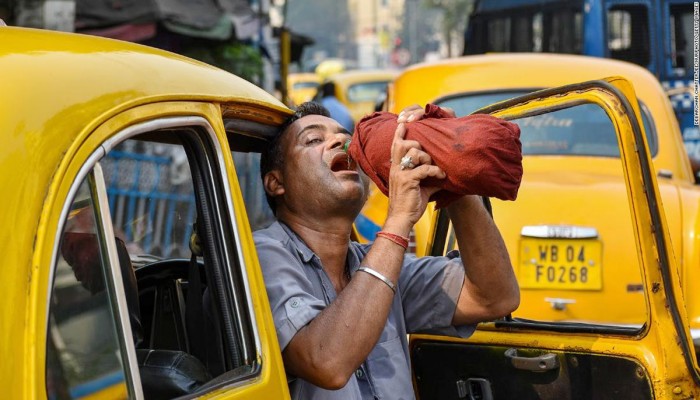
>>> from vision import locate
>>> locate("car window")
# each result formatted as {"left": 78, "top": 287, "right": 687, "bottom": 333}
{"left": 47, "top": 179, "right": 129, "bottom": 399}
{"left": 47, "top": 118, "right": 260, "bottom": 398}
{"left": 442, "top": 101, "right": 648, "bottom": 329}
{"left": 607, "top": 4, "right": 650, "bottom": 67}
{"left": 347, "top": 81, "right": 390, "bottom": 103}
{"left": 232, "top": 152, "right": 275, "bottom": 231}
{"left": 102, "top": 141, "right": 195, "bottom": 260}
{"left": 436, "top": 90, "right": 658, "bottom": 156}
{"left": 669, "top": 3, "right": 694, "bottom": 76}
{"left": 293, "top": 81, "right": 319, "bottom": 90}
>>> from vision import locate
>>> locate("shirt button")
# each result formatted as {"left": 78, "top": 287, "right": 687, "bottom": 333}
{"left": 355, "top": 368, "right": 364, "bottom": 378}
{"left": 290, "top": 299, "right": 300, "bottom": 308}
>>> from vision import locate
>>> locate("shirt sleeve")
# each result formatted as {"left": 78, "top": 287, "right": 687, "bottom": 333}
{"left": 398, "top": 252, "right": 475, "bottom": 337}
{"left": 254, "top": 234, "right": 327, "bottom": 351}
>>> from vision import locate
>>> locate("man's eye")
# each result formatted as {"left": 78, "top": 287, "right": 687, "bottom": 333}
{"left": 306, "top": 138, "right": 322, "bottom": 145}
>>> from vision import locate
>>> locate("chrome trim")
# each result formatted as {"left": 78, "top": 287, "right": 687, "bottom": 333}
{"left": 91, "top": 163, "right": 144, "bottom": 399}
{"left": 521, "top": 225, "right": 599, "bottom": 239}
{"left": 544, "top": 297, "right": 576, "bottom": 311}
{"left": 47, "top": 148, "right": 105, "bottom": 326}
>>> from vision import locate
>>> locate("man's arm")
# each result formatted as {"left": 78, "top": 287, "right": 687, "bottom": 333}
{"left": 448, "top": 195, "right": 520, "bottom": 325}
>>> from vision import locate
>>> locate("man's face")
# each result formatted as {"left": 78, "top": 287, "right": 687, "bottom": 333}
{"left": 277, "top": 114, "right": 369, "bottom": 217}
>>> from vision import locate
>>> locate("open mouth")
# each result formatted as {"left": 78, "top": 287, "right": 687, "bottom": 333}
{"left": 330, "top": 152, "right": 356, "bottom": 172}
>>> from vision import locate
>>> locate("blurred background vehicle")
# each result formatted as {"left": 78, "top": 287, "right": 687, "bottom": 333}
{"left": 287, "top": 72, "right": 321, "bottom": 106}
{"left": 313, "top": 69, "right": 400, "bottom": 123}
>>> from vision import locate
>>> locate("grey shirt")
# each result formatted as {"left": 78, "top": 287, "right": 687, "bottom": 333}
{"left": 254, "top": 221, "right": 474, "bottom": 400}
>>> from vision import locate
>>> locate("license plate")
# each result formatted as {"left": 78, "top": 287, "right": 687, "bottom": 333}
{"left": 518, "top": 238, "right": 602, "bottom": 290}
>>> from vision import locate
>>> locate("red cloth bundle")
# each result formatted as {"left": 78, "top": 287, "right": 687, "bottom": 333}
{"left": 348, "top": 104, "right": 523, "bottom": 208}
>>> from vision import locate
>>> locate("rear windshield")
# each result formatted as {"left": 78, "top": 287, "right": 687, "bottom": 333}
{"left": 347, "top": 81, "right": 390, "bottom": 103}
{"left": 293, "top": 81, "right": 319, "bottom": 89}
{"left": 436, "top": 90, "right": 657, "bottom": 157}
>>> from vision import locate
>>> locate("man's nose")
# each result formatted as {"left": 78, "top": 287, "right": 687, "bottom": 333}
{"left": 328, "top": 133, "right": 347, "bottom": 150}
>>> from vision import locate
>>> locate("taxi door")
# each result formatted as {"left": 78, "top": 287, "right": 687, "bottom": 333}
{"left": 410, "top": 77, "right": 700, "bottom": 399}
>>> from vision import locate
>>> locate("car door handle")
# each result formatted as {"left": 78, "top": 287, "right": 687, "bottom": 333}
{"left": 504, "top": 348, "right": 559, "bottom": 372}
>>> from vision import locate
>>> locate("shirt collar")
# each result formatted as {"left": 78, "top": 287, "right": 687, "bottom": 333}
{"left": 276, "top": 220, "right": 317, "bottom": 264}
{"left": 276, "top": 220, "right": 365, "bottom": 269}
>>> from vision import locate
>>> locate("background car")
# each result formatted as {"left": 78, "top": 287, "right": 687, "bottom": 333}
{"left": 313, "top": 69, "right": 399, "bottom": 122}
{"left": 405, "top": 76, "right": 700, "bottom": 399}
{"left": 360, "top": 53, "right": 700, "bottom": 332}
{"left": 287, "top": 72, "right": 321, "bottom": 106}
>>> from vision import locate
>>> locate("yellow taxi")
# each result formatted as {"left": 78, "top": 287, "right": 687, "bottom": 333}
{"left": 287, "top": 72, "right": 321, "bottom": 106}
{"left": 315, "top": 69, "right": 398, "bottom": 122}
{"left": 359, "top": 55, "right": 700, "bottom": 398}
{"left": 1, "top": 26, "right": 293, "bottom": 399}
{"left": 362, "top": 53, "right": 700, "bottom": 326}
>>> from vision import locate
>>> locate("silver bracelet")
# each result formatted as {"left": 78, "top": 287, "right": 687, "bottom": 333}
{"left": 357, "top": 266, "right": 396, "bottom": 294}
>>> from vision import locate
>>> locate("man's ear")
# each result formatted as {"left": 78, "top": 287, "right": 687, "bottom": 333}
{"left": 263, "top": 170, "right": 285, "bottom": 198}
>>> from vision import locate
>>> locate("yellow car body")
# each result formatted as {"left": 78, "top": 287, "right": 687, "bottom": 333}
{"left": 287, "top": 72, "right": 321, "bottom": 106}
{"left": 319, "top": 69, "right": 399, "bottom": 122}
{"left": 361, "top": 54, "right": 700, "bottom": 327}
{"left": 1, "top": 27, "right": 293, "bottom": 399}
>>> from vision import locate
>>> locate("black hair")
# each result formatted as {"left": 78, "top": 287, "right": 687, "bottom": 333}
{"left": 260, "top": 102, "right": 331, "bottom": 215}
{"left": 320, "top": 81, "right": 336, "bottom": 98}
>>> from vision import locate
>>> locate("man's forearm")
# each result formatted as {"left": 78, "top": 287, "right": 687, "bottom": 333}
{"left": 282, "top": 219, "right": 408, "bottom": 388}
{"left": 447, "top": 196, "right": 520, "bottom": 324}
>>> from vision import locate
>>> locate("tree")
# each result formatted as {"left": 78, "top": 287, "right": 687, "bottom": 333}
{"left": 424, "top": 0, "right": 473, "bottom": 57}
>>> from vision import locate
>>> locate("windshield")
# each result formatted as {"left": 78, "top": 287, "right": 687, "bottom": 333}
{"left": 347, "top": 81, "right": 390, "bottom": 103}
{"left": 293, "top": 81, "right": 319, "bottom": 89}
{"left": 436, "top": 90, "right": 657, "bottom": 157}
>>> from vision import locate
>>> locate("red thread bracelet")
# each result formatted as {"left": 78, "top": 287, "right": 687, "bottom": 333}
{"left": 376, "top": 231, "right": 409, "bottom": 250}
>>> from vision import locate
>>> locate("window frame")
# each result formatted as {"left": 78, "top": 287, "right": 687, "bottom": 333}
{"left": 47, "top": 115, "right": 264, "bottom": 397}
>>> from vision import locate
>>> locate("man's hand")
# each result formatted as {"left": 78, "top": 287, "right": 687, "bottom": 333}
{"left": 385, "top": 105, "right": 446, "bottom": 233}
{"left": 397, "top": 104, "right": 456, "bottom": 123}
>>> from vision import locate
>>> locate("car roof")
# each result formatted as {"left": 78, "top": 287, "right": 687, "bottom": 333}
{"left": 327, "top": 69, "right": 399, "bottom": 86}
{"left": 288, "top": 72, "right": 321, "bottom": 82}
{"left": 1, "top": 27, "right": 291, "bottom": 145}
{"left": 392, "top": 53, "right": 664, "bottom": 110}
{"left": 0, "top": 27, "right": 292, "bottom": 247}
{"left": 1, "top": 27, "right": 293, "bottom": 170}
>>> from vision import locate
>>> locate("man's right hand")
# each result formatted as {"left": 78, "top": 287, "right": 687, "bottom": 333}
{"left": 386, "top": 120, "right": 445, "bottom": 234}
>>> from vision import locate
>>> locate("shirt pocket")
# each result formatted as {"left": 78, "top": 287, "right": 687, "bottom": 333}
{"left": 367, "top": 335, "right": 415, "bottom": 400}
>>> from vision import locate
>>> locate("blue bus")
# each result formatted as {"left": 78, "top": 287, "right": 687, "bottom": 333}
{"left": 463, "top": 0, "right": 698, "bottom": 164}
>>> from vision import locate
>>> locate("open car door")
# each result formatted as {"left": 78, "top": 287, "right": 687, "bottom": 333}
{"left": 411, "top": 77, "right": 700, "bottom": 399}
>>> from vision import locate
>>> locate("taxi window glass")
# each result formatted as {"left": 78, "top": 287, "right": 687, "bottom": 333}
{"left": 102, "top": 132, "right": 257, "bottom": 382}
{"left": 436, "top": 91, "right": 657, "bottom": 156}
{"left": 444, "top": 102, "right": 647, "bottom": 329}
{"left": 102, "top": 140, "right": 195, "bottom": 260}
{"left": 232, "top": 152, "right": 275, "bottom": 231}
{"left": 347, "top": 81, "right": 390, "bottom": 103}
{"left": 46, "top": 180, "right": 127, "bottom": 399}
